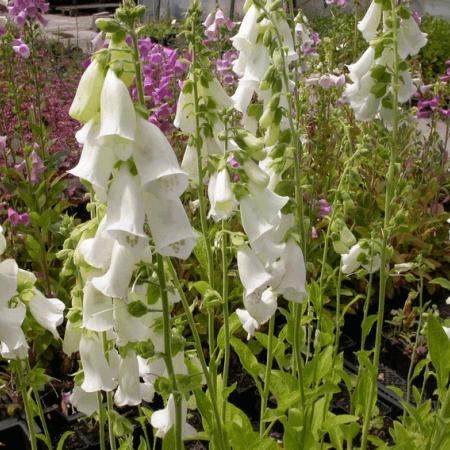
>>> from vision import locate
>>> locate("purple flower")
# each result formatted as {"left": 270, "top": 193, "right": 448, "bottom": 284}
{"left": 228, "top": 156, "right": 240, "bottom": 169}
{"left": 318, "top": 199, "right": 332, "bottom": 218}
{"left": 311, "top": 32, "right": 321, "bottom": 46}
{"left": 12, "top": 38, "right": 30, "bottom": 59}
{"left": 440, "top": 75, "right": 450, "bottom": 83}
{"left": 311, "top": 226, "right": 319, "bottom": 240}
{"left": 440, "top": 109, "right": 450, "bottom": 118}
{"left": 7, "top": 207, "right": 30, "bottom": 226}
{"left": 416, "top": 110, "right": 431, "bottom": 119}
{"left": 233, "top": 174, "right": 241, "bottom": 182}
{"left": 30, "top": 150, "right": 45, "bottom": 184}
{"left": 412, "top": 10, "right": 422, "bottom": 25}
{"left": 14, "top": 160, "right": 27, "bottom": 174}
{"left": 8, "top": 0, "right": 49, "bottom": 27}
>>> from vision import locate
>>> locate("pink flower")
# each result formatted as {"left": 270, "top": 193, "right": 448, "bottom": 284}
{"left": 311, "top": 226, "right": 319, "bottom": 240}
{"left": 30, "top": 150, "right": 45, "bottom": 184}
{"left": 7, "top": 208, "right": 30, "bottom": 226}
{"left": 0, "top": 136, "right": 6, "bottom": 152}
{"left": 12, "top": 38, "right": 30, "bottom": 59}
{"left": 228, "top": 156, "right": 240, "bottom": 169}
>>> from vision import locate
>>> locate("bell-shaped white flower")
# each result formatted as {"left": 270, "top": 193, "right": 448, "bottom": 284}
{"left": 232, "top": 79, "right": 257, "bottom": 113}
{"left": 341, "top": 243, "right": 381, "bottom": 274}
{"left": 243, "top": 287, "right": 278, "bottom": 325}
{"left": 181, "top": 144, "right": 199, "bottom": 184}
{"left": 243, "top": 159, "right": 270, "bottom": 188}
{"left": 237, "top": 244, "right": 272, "bottom": 296}
{"left": 68, "top": 119, "right": 116, "bottom": 201}
{"left": 104, "top": 165, "right": 146, "bottom": 242}
{"left": 145, "top": 192, "right": 196, "bottom": 259}
{"left": 397, "top": 17, "right": 427, "bottom": 60}
{"left": 236, "top": 308, "right": 259, "bottom": 340}
{"left": 0, "top": 225, "right": 6, "bottom": 256}
{"left": 79, "top": 333, "right": 118, "bottom": 392}
{"left": 70, "top": 386, "right": 99, "bottom": 416}
{"left": 92, "top": 239, "right": 147, "bottom": 299}
{"left": 114, "top": 350, "right": 141, "bottom": 407}
{"left": 348, "top": 46, "right": 375, "bottom": 82}
{"left": 69, "top": 59, "right": 105, "bottom": 123}
{"left": 99, "top": 69, "right": 136, "bottom": 141}
{"left": 134, "top": 118, "right": 188, "bottom": 197}
{"left": 231, "top": 4, "right": 259, "bottom": 53}
{"left": 0, "top": 259, "right": 18, "bottom": 306}
{"left": 358, "top": 1, "right": 382, "bottom": 41}
{"left": 398, "top": 70, "right": 417, "bottom": 103}
{"left": 82, "top": 281, "right": 113, "bottom": 332}
{"left": 113, "top": 298, "right": 152, "bottom": 346}
{"left": 78, "top": 217, "right": 115, "bottom": 270}
{"left": 63, "top": 321, "right": 82, "bottom": 355}
{"left": 151, "top": 394, "right": 196, "bottom": 439}
{"left": 1, "top": 340, "right": 28, "bottom": 360}
{"left": 274, "top": 239, "right": 306, "bottom": 303}
{"left": 208, "top": 169, "right": 237, "bottom": 221}
{"left": 29, "top": 290, "right": 65, "bottom": 339}
{"left": 0, "top": 303, "right": 27, "bottom": 356}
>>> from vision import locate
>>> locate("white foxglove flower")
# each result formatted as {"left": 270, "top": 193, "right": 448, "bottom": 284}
{"left": 0, "top": 259, "right": 18, "bottom": 306}
{"left": 114, "top": 350, "right": 141, "bottom": 406}
{"left": 68, "top": 119, "right": 116, "bottom": 201}
{"left": 397, "top": 17, "right": 427, "bottom": 60}
{"left": 82, "top": 282, "right": 113, "bottom": 332}
{"left": 348, "top": 46, "right": 375, "bottom": 82}
{"left": 151, "top": 394, "right": 196, "bottom": 439}
{"left": 231, "top": 4, "right": 259, "bottom": 52}
{"left": 243, "top": 159, "right": 270, "bottom": 188}
{"left": 232, "top": 79, "right": 257, "bottom": 113}
{"left": 236, "top": 308, "right": 259, "bottom": 340}
{"left": 92, "top": 239, "right": 148, "bottom": 299}
{"left": 78, "top": 217, "right": 115, "bottom": 270}
{"left": 398, "top": 70, "right": 417, "bottom": 103}
{"left": 104, "top": 166, "right": 146, "bottom": 242}
{"left": 145, "top": 193, "right": 196, "bottom": 259}
{"left": 63, "top": 321, "right": 82, "bottom": 355}
{"left": 0, "top": 225, "right": 6, "bottom": 255}
{"left": 341, "top": 243, "right": 381, "bottom": 274}
{"left": 274, "top": 239, "right": 307, "bottom": 303}
{"left": 1, "top": 340, "right": 28, "bottom": 360}
{"left": 243, "top": 287, "right": 278, "bottom": 325}
{"left": 358, "top": 1, "right": 382, "bottom": 41}
{"left": 181, "top": 144, "right": 199, "bottom": 183}
{"left": 208, "top": 169, "right": 237, "bottom": 221}
{"left": 69, "top": 59, "right": 105, "bottom": 123}
{"left": 0, "top": 303, "right": 27, "bottom": 356}
{"left": 29, "top": 290, "right": 65, "bottom": 339}
{"left": 79, "top": 333, "right": 118, "bottom": 392}
{"left": 70, "top": 386, "right": 99, "bottom": 416}
{"left": 99, "top": 70, "right": 136, "bottom": 141}
{"left": 134, "top": 118, "right": 188, "bottom": 197}
{"left": 237, "top": 245, "right": 272, "bottom": 296}
{"left": 113, "top": 298, "right": 152, "bottom": 345}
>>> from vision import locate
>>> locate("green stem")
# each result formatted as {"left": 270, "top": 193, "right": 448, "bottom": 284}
{"left": 221, "top": 220, "right": 231, "bottom": 421}
{"left": 16, "top": 361, "right": 38, "bottom": 450}
{"left": 157, "top": 254, "right": 183, "bottom": 450}
{"left": 360, "top": 2, "right": 400, "bottom": 448}
{"left": 260, "top": 315, "right": 275, "bottom": 437}
{"left": 190, "top": 14, "right": 217, "bottom": 393}
{"left": 138, "top": 405, "right": 152, "bottom": 450}
{"left": 166, "top": 258, "right": 228, "bottom": 450}
{"left": 97, "top": 392, "right": 107, "bottom": 450}
{"left": 31, "top": 388, "right": 52, "bottom": 449}
{"left": 107, "top": 392, "right": 117, "bottom": 450}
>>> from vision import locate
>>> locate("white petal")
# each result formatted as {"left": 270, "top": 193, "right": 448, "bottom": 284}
{"left": 99, "top": 70, "right": 136, "bottom": 141}
{"left": 181, "top": 144, "right": 199, "bottom": 183}
{"left": 69, "top": 59, "right": 105, "bottom": 123}
{"left": 63, "top": 321, "right": 82, "bottom": 355}
{"left": 104, "top": 166, "right": 146, "bottom": 241}
{"left": 82, "top": 282, "right": 113, "bottom": 332}
{"left": 79, "top": 333, "right": 118, "bottom": 392}
{"left": 114, "top": 350, "right": 141, "bottom": 406}
{"left": 231, "top": 5, "right": 259, "bottom": 52}
{"left": 341, "top": 244, "right": 363, "bottom": 274}
{"left": 151, "top": 394, "right": 175, "bottom": 438}
{"left": 70, "top": 386, "right": 99, "bottom": 416}
{"left": 0, "top": 226, "right": 6, "bottom": 255}
{"left": 348, "top": 46, "right": 375, "bottom": 82}
{"left": 29, "top": 290, "right": 65, "bottom": 339}
{"left": 145, "top": 192, "right": 196, "bottom": 259}
{"left": 237, "top": 245, "right": 272, "bottom": 296}
{"left": 134, "top": 118, "right": 188, "bottom": 197}
{"left": 0, "top": 303, "right": 27, "bottom": 353}
{"left": 397, "top": 17, "right": 427, "bottom": 59}
{"left": 236, "top": 308, "right": 259, "bottom": 340}
{"left": 243, "top": 287, "right": 278, "bottom": 325}
{"left": 113, "top": 298, "right": 152, "bottom": 345}
{"left": 232, "top": 79, "right": 257, "bottom": 113}
{"left": 208, "top": 169, "right": 237, "bottom": 221}
{"left": 0, "top": 259, "right": 18, "bottom": 306}
{"left": 358, "top": 1, "right": 382, "bottom": 41}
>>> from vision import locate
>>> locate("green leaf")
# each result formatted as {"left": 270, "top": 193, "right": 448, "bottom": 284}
{"left": 361, "top": 315, "right": 377, "bottom": 341}
{"left": 429, "top": 278, "right": 450, "bottom": 291}
{"left": 57, "top": 431, "right": 75, "bottom": 450}
{"left": 427, "top": 315, "right": 450, "bottom": 394}
{"left": 230, "top": 336, "right": 263, "bottom": 391}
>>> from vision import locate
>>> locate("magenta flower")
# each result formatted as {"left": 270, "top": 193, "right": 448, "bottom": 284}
{"left": 318, "top": 199, "right": 332, "bottom": 218}
{"left": 14, "top": 160, "right": 27, "bottom": 174}
{"left": 311, "top": 226, "right": 319, "bottom": 240}
{"left": 12, "top": 38, "right": 30, "bottom": 59}
{"left": 228, "top": 156, "right": 240, "bottom": 169}
{"left": 7, "top": 207, "right": 30, "bottom": 226}
{"left": 412, "top": 10, "right": 422, "bottom": 25}
{"left": 440, "top": 109, "right": 450, "bottom": 118}
{"left": 8, "top": 0, "right": 49, "bottom": 27}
